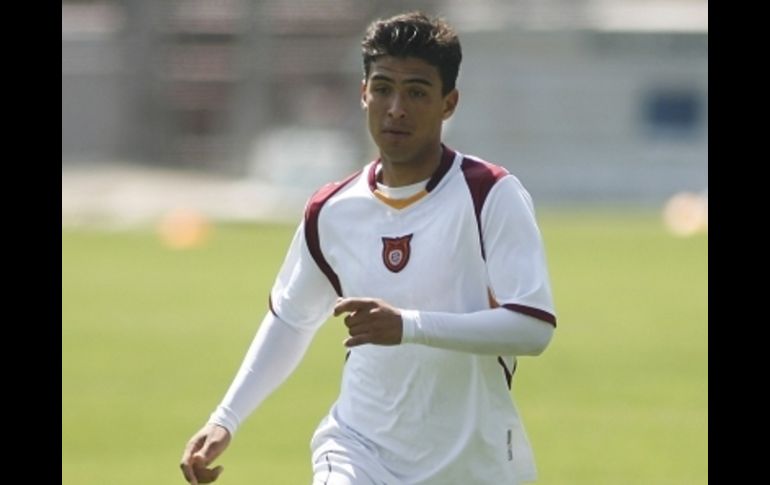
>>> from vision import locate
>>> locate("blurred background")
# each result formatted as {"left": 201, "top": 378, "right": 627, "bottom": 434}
{"left": 62, "top": 1, "right": 707, "bottom": 484}
{"left": 62, "top": 0, "right": 707, "bottom": 228}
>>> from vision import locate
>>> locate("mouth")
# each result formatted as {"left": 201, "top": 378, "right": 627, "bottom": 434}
{"left": 382, "top": 128, "right": 411, "bottom": 137}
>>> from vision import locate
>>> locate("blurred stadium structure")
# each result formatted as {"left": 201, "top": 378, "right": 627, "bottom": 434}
{"left": 62, "top": 0, "right": 707, "bottom": 226}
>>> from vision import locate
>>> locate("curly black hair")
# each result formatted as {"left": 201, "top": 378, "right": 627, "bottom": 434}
{"left": 362, "top": 11, "right": 462, "bottom": 96}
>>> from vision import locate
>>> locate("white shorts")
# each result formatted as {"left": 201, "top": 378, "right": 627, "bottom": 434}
{"left": 309, "top": 409, "right": 530, "bottom": 485}
{"left": 310, "top": 411, "right": 401, "bottom": 485}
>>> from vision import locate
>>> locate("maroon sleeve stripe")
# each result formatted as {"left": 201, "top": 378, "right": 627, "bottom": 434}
{"left": 460, "top": 157, "right": 509, "bottom": 260}
{"left": 502, "top": 303, "right": 557, "bottom": 327}
{"left": 497, "top": 356, "right": 513, "bottom": 389}
{"left": 268, "top": 295, "right": 277, "bottom": 317}
{"left": 304, "top": 170, "right": 362, "bottom": 297}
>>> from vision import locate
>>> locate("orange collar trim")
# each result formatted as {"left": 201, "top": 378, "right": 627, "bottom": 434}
{"left": 372, "top": 189, "right": 429, "bottom": 209}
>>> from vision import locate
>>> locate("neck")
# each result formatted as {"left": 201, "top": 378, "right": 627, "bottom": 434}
{"left": 379, "top": 144, "right": 443, "bottom": 187}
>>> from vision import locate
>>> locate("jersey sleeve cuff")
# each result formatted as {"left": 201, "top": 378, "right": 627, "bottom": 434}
{"left": 400, "top": 309, "right": 421, "bottom": 344}
{"left": 208, "top": 406, "right": 239, "bottom": 437}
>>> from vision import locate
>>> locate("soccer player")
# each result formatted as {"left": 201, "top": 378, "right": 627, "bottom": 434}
{"left": 180, "top": 11, "right": 556, "bottom": 485}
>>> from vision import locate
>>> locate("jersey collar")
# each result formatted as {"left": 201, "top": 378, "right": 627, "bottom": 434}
{"left": 367, "top": 144, "right": 456, "bottom": 194}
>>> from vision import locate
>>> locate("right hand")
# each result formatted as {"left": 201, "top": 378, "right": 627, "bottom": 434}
{"left": 180, "top": 423, "right": 232, "bottom": 484}
{"left": 334, "top": 297, "right": 404, "bottom": 347}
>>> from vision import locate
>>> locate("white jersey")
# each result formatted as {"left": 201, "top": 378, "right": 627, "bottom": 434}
{"left": 269, "top": 146, "right": 556, "bottom": 484}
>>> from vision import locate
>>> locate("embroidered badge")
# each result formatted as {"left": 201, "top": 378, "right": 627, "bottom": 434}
{"left": 381, "top": 234, "right": 413, "bottom": 273}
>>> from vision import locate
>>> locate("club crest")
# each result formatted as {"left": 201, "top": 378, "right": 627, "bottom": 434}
{"left": 381, "top": 234, "right": 413, "bottom": 273}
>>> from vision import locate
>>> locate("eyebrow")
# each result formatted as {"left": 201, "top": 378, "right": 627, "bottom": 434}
{"left": 370, "top": 74, "right": 433, "bottom": 87}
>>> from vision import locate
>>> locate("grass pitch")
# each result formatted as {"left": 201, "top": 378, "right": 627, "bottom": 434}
{"left": 62, "top": 211, "right": 707, "bottom": 484}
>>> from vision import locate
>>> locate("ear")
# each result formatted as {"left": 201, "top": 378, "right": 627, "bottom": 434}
{"left": 442, "top": 89, "right": 459, "bottom": 120}
{"left": 360, "top": 79, "right": 368, "bottom": 110}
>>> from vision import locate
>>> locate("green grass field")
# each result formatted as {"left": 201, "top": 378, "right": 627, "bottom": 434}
{"left": 62, "top": 211, "right": 707, "bottom": 485}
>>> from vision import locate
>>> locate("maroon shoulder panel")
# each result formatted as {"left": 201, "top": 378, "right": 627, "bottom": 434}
{"left": 304, "top": 170, "right": 362, "bottom": 297}
{"left": 425, "top": 144, "right": 457, "bottom": 192}
{"left": 460, "top": 157, "right": 509, "bottom": 260}
{"left": 462, "top": 158, "right": 558, "bottom": 327}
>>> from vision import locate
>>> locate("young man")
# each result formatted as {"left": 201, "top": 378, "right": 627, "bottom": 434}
{"left": 180, "top": 11, "right": 556, "bottom": 485}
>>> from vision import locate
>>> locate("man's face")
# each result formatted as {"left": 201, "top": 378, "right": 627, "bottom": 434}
{"left": 362, "top": 56, "right": 458, "bottom": 164}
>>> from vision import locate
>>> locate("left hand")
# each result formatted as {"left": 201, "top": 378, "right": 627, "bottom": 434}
{"left": 334, "top": 297, "right": 403, "bottom": 347}
{"left": 179, "top": 424, "right": 231, "bottom": 484}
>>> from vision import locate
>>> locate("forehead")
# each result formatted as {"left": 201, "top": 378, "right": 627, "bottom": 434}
{"left": 367, "top": 56, "right": 441, "bottom": 84}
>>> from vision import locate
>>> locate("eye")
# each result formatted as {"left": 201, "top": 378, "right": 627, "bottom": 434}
{"left": 372, "top": 85, "right": 391, "bottom": 95}
{"left": 409, "top": 88, "right": 427, "bottom": 98}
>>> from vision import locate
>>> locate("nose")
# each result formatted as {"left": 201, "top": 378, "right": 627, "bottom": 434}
{"left": 387, "top": 94, "right": 406, "bottom": 119}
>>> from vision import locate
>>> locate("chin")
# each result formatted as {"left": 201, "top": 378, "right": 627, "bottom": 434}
{"left": 379, "top": 147, "right": 415, "bottom": 164}
{"left": 377, "top": 138, "right": 412, "bottom": 155}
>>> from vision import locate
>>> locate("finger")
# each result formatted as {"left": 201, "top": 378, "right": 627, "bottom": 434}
{"left": 181, "top": 435, "right": 204, "bottom": 463}
{"left": 207, "top": 465, "right": 224, "bottom": 483}
{"left": 193, "top": 463, "right": 224, "bottom": 484}
{"left": 344, "top": 334, "right": 369, "bottom": 347}
{"left": 347, "top": 322, "right": 370, "bottom": 336}
{"left": 343, "top": 311, "right": 373, "bottom": 329}
{"left": 181, "top": 436, "right": 205, "bottom": 484}
{"left": 334, "top": 298, "right": 377, "bottom": 316}
{"left": 180, "top": 462, "right": 199, "bottom": 485}
{"left": 343, "top": 305, "right": 387, "bottom": 328}
{"left": 196, "top": 439, "right": 225, "bottom": 465}
{"left": 335, "top": 298, "right": 364, "bottom": 316}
